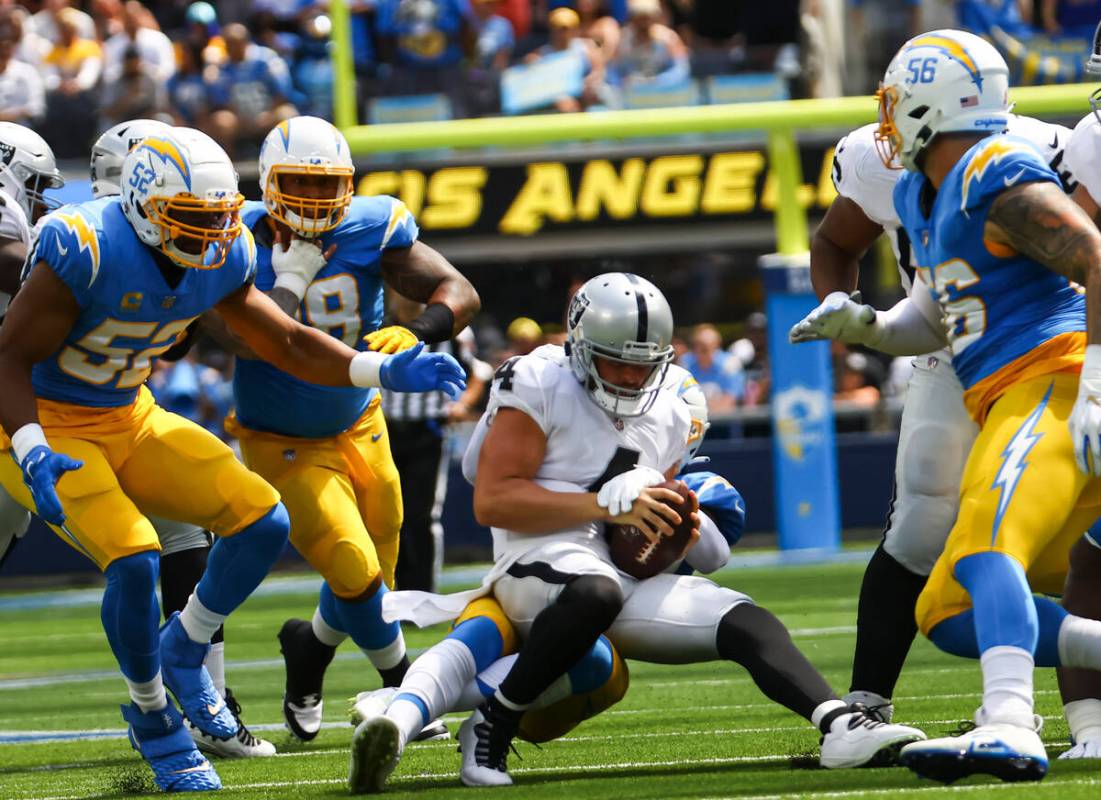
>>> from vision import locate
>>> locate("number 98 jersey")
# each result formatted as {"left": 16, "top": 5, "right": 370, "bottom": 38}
{"left": 233, "top": 195, "right": 419, "bottom": 438}
{"left": 29, "top": 197, "right": 257, "bottom": 407}
{"left": 894, "top": 134, "right": 1085, "bottom": 423}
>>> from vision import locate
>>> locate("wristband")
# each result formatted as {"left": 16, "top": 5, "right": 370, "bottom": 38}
{"left": 349, "top": 350, "right": 389, "bottom": 388}
{"left": 11, "top": 423, "right": 48, "bottom": 463}
{"left": 404, "top": 303, "right": 455, "bottom": 344}
{"left": 273, "top": 272, "right": 309, "bottom": 301}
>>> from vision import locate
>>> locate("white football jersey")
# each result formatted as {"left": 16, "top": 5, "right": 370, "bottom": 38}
{"left": 0, "top": 187, "right": 31, "bottom": 317}
{"left": 462, "top": 344, "right": 691, "bottom": 562}
{"left": 832, "top": 116, "right": 1074, "bottom": 294}
{"left": 1065, "top": 113, "right": 1101, "bottom": 209}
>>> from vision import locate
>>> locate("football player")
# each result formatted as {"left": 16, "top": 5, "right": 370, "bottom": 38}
{"left": 0, "top": 127, "right": 466, "bottom": 791}
{"left": 222, "top": 116, "right": 479, "bottom": 743}
{"left": 790, "top": 29, "right": 1101, "bottom": 782}
{"left": 86, "top": 118, "right": 275, "bottom": 759}
{"left": 0, "top": 123, "right": 62, "bottom": 570}
{"left": 809, "top": 59, "right": 1075, "bottom": 725}
{"left": 355, "top": 274, "right": 924, "bottom": 789}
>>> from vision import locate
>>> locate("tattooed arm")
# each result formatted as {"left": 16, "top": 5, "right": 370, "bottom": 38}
{"left": 986, "top": 180, "right": 1101, "bottom": 343}
{"left": 380, "top": 241, "right": 480, "bottom": 336}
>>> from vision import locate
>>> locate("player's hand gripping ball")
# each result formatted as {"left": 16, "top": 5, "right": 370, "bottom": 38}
{"left": 607, "top": 480, "right": 699, "bottom": 579}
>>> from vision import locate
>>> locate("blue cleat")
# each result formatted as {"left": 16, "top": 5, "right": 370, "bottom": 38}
{"left": 122, "top": 701, "right": 222, "bottom": 792}
{"left": 160, "top": 611, "right": 239, "bottom": 740}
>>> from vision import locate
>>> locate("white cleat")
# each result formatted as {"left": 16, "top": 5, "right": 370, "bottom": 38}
{"left": 458, "top": 708, "right": 514, "bottom": 787}
{"left": 842, "top": 690, "right": 894, "bottom": 723}
{"left": 901, "top": 722, "right": 1047, "bottom": 783}
{"left": 351, "top": 688, "right": 400, "bottom": 727}
{"left": 187, "top": 688, "right": 276, "bottom": 758}
{"left": 820, "top": 705, "right": 926, "bottom": 769}
{"left": 1059, "top": 738, "right": 1101, "bottom": 759}
{"left": 283, "top": 693, "right": 324, "bottom": 741}
{"left": 349, "top": 715, "right": 403, "bottom": 794}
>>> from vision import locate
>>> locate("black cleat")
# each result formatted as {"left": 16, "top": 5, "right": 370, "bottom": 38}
{"left": 278, "top": 618, "right": 336, "bottom": 742}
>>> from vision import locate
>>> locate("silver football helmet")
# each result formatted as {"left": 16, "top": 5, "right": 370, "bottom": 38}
{"left": 0, "top": 122, "right": 62, "bottom": 222}
{"left": 566, "top": 272, "right": 675, "bottom": 417}
{"left": 90, "top": 119, "right": 173, "bottom": 198}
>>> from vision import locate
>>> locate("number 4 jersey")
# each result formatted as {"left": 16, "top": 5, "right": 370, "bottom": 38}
{"left": 461, "top": 344, "right": 691, "bottom": 562}
{"left": 29, "top": 197, "right": 256, "bottom": 407}
{"left": 232, "top": 195, "right": 418, "bottom": 438}
{"left": 894, "top": 134, "right": 1085, "bottom": 424}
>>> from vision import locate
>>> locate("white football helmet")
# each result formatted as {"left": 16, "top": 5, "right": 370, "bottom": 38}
{"left": 120, "top": 127, "right": 244, "bottom": 269}
{"left": 0, "top": 122, "right": 63, "bottom": 223}
{"left": 258, "top": 116, "right": 354, "bottom": 237}
{"left": 680, "top": 377, "right": 710, "bottom": 461}
{"left": 875, "top": 30, "right": 1010, "bottom": 171}
{"left": 566, "top": 273, "right": 675, "bottom": 418}
{"left": 90, "top": 119, "right": 173, "bottom": 198}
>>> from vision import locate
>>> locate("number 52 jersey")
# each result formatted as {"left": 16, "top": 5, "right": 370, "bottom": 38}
{"left": 894, "top": 134, "right": 1085, "bottom": 423}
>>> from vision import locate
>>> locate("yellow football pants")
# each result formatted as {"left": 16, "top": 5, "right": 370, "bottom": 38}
{"left": 916, "top": 372, "right": 1101, "bottom": 635}
{"left": 0, "top": 387, "right": 279, "bottom": 570}
{"left": 226, "top": 396, "right": 402, "bottom": 596}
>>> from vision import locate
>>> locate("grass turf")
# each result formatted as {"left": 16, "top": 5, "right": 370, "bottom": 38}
{"left": 1, "top": 559, "right": 1098, "bottom": 799}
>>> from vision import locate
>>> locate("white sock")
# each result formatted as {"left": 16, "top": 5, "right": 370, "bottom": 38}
{"left": 311, "top": 606, "right": 348, "bottom": 648}
{"left": 127, "top": 673, "right": 168, "bottom": 713}
{"left": 387, "top": 697, "right": 428, "bottom": 748}
{"left": 980, "top": 646, "right": 1034, "bottom": 727}
{"left": 1058, "top": 614, "right": 1101, "bottom": 669}
{"left": 811, "top": 699, "right": 849, "bottom": 734}
{"left": 178, "top": 593, "right": 226, "bottom": 645}
{"left": 384, "top": 637, "right": 477, "bottom": 744}
{"left": 363, "top": 629, "right": 407, "bottom": 671}
{"left": 1066, "top": 698, "right": 1101, "bottom": 744}
{"left": 205, "top": 641, "right": 226, "bottom": 698}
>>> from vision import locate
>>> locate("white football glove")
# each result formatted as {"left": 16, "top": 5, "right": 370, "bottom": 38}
{"left": 1071, "top": 345, "right": 1101, "bottom": 476}
{"left": 596, "top": 466, "right": 665, "bottom": 517}
{"left": 272, "top": 236, "right": 330, "bottom": 300}
{"left": 788, "top": 291, "right": 878, "bottom": 345}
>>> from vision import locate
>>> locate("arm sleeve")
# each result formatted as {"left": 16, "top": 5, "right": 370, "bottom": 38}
{"left": 866, "top": 273, "right": 948, "bottom": 356}
{"left": 681, "top": 471, "right": 745, "bottom": 546}
{"left": 684, "top": 511, "right": 730, "bottom": 574}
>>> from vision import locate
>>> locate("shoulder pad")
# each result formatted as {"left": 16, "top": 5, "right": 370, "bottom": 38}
{"left": 959, "top": 135, "right": 1059, "bottom": 212}
{"left": 34, "top": 206, "right": 104, "bottom": 299}
{"left": 1066, "top": 114, "right": 1101, "bottom": 204}
{"left": 832, "top": 123, "right": 901, "bottom": 229}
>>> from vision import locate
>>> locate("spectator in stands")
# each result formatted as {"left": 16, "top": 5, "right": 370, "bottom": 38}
{"left": 0, "top": 13, "right": 46, "bottom": 126}
{"left": 29, "top": 0, "right": 96, "bottom": 46}
{"left": 42, "top": 7, "right": 103, "bottom": 96}
{"left": 609, "top": 0, "right": 689, "bottom": 91}
{"left": 177, "top": 1, "right": 227, "bottom": 69}
{"left": 9, "top": 7, "right": 51, "bottom": 68}
{"left": 680, "top": 323, "right": 746, "bottom": 414}
{"left": 167, "top": 41, "right": 211, "bottom": 127}
{"left": 1041, "top": 0, "right": 1101, "bottom": 38}
{"left": 497, "top": 0, "right": 532, "bottom": 40}
{"left": 250, "top": 9, "right": 301, "bottom": 61}
{"left": 524, "top": 7, "right": 607, "bottom": 112}
{"left": 375, "top": 0, "right": 474, "bottom": 71}
{"left": 504, "top": 316, "right": 542, "bottom": 358}
{"left": 294, "top": 12, "right": 336, "bottom": 119}
{"left": 835, "top": 350, "right": 881, "bottom": 407}
{"left": 103, "top": 1, "right": 176, "bottom": 86}
{"left": 204, "top": 23, "right": 300, "bottom": 156}
{"left": 730, "top": 311, "right": 770, "bottom": 406}
{"left": 471, "top": 0, "right": 514, "bottom": 70}
{"left": 100, "top": 45, "right": 167, "bottom": 129}
{"left": 91, "top": 0, "right": 125, "bottom": 42}
{"left": 577, "top": 0, "right": 621, "bottom": 64}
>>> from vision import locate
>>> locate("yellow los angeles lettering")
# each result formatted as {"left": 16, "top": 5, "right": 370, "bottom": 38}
{"left": 640, "top": 155, "right": 703, "bottom": 217}
{"left": 700, "top": 152, "right": 765, "bottom": 214}
{"left": 575, "top": 158, "right": 645, "bottom": 221}
{"left": 421, "top": 167, "right": 488, "bottom": 229}
{"left": 499, "top": 162, "right": 573, "bottom": 235}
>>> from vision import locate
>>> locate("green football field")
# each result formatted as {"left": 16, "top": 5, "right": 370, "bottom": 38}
{"left": 3, "top": 556, "right": 1101, "bottom": 800}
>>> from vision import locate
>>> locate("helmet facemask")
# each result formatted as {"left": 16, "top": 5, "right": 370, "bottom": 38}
{"left": 874, "top": 84, "right": 905, "bottom": 170}
{"left": 265, "top": 165, "right": 354, "bottom": 237}
{"left": 144, "top": 193, "right": 244, "bottom": 269}
{"left": 570, "top": 335, "right": 673, "bottom": 418}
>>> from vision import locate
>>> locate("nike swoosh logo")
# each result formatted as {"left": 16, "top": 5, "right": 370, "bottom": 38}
{"left": 371, "top": 433, "right": 383, "bottom": 442}
{"left": 206, "top": 700, "right": 225, "bottom": 717}
{"left": 1003, "top": 168, "right": 1027, "bottom": 187}
{"left": 1050, "top": 132, "right": 1059, "bottom": 149}
{"left": 56, "top": 242, "right": 68, "bottom": 255}
{"left": 170, "top": 763, "right": 212, "bottom": 775}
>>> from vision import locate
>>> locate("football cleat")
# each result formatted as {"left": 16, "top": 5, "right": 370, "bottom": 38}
{"left": 349, "top": 715, "right": 403, "bottom": 794}
{"left": 415, "top": 717, "right": 451, "bottom": 742}
{"left": 900, "top": 721, "right": 1047, "bottom": 783}
{"left": 279, "top": 618, "right": 336, "bottom": 742}
{"left": 843, "top": 690, "right": 894, "bottom": 723}
{"left": 188, "top": 687, "right": 276, "bottom": 758}
{"left": 1059, "top": 738, "right": 1101, "bottom": 759}
{"left": 121, "top": 700, "right": 221, "bottom": 792}
{"left": 350, "top": 687, "right": 450, "bottom": 742}
{"left": 458, "top": 705, "right": 517, "bottom": 787}
{"left": 819, "top": 704, "right": 926, "bottom": 769}
{"left": 160, "top": 612, "right": 238, "bottom": 740}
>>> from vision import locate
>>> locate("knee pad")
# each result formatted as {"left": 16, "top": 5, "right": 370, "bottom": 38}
{"left": 223, "top": 503, "right": 289, "bottom": 556}
{"left": 106, "top": 549, "right": 161, "bottom": 592}
{"left": 325, "top": 537, "right": 381, "bottom": 598}
{"left": 561, "top": 575, "right": 624, "bottom": 625}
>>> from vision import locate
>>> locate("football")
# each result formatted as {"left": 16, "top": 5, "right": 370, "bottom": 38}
{"left": 607, "top": 480, "right": 699, "bottom": 579}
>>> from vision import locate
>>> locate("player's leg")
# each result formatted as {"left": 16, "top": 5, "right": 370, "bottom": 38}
{"left": 0, "top": 483, "right": 31, "bottom": 569}
{"left": 389, "top": 420, "right": 442, "bottom": 591}
{"left": 848, "top": 356, "right": 976, "bottom": 720}
{"left": 460, "top": 545, "right": 626, "bottom": 786}
{"left": 349, "top": 597, "right": 518, "bottom": 793}
{"left": 0, "top": 439, "right": 219, "bottom": 791}
{"left": 116, "top": 403, "right": 286, "bottom": 742}
{"left": 609, "top": 573, "right": 924, "bottom": 768}
{"left": 154, "top": 516, "right": 275, "bottom": 758}
{"left": 1057, "top": 529, "right": 1101, "bottom": 758}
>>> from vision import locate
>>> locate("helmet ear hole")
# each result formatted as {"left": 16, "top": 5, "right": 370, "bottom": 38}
{"left": 908, "top": 105, "right": 929, "bottom": 119}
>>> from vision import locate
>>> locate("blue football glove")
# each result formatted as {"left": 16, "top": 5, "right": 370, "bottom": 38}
{"left": 19, "top": 445, "right": 82, "bottom": 526}
{"left": 379, "top": 341, "right": 467, "bottom": 399}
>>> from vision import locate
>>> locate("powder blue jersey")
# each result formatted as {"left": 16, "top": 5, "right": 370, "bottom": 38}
{"left": 30, "top": 197, "right": 256, "bottom": 407}
{"left": 232, "top": 196, "right": 419, "bottom": 438}
{"left": 680, "top": 469, "right": 745, "bottom": 547}
{"left": 895, "top": 134, "right": 1085, "bottom": 393}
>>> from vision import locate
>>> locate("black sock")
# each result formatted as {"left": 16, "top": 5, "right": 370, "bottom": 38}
{"left": 378, "top": 655, "right": 410, "bottom": 688}
{"left": 849, "top": 543, "right": 927, "bottom": 699}
{"left": 160, "top": 544, "right": 224, "bottom": 644}
{"left": 498, "top": 575, "right": 623, "bottom": 707}
{"left": 716, "top": 603, "right": 837, "bottom": 721}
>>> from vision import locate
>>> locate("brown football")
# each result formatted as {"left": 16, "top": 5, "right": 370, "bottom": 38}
{"left": 607, "top": 480, "right": 698, "bottom": 579}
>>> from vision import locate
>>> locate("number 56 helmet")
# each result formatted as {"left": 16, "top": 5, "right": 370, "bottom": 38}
{"left": 875, "top": 29, "right": 1010, "bottom": 171}
{"left": 566, "top": 273, "right": 675, "bottom": 418}
{"left": 121, "top": 127, "right": 244, "bottom": 269}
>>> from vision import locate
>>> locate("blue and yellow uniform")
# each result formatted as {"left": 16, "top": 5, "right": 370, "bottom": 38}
{"left": 681, "top": 470, "right": 745, "bottom": 547}
{"left": 225, "top": 195, "right": 418, "bottom": 595}
{"left": 894, "top": 134, "right": 1101, "bottom": 634}
{"left": 0, "top": 197, "right": 278, "bottom": 569}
